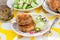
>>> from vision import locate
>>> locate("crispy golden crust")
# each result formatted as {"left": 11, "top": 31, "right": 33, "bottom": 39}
{"left": 18, "top": 21, "right": 35, "bottom": 32}
{"left": 16, "top": 13, "right": 33, "bottom": 25}
{"left": 47, "top": 0, "right": 60, "bottom": 13}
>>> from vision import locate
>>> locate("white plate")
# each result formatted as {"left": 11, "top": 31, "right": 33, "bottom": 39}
{"left": 7, "top": 0, "right": 44, "bottom": 11}
{"left": 11, "top": 14, "right": 51, "bottom": 37}
{"left": 42, "top": 0, "right": 60, "bottom": 15}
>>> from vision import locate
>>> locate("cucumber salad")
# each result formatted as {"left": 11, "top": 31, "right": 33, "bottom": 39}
{"left": 13, "top": 0, "right": 38, "bottom": 9}
{"left": 33, "top": 15, "right": 46, "bottom": 32}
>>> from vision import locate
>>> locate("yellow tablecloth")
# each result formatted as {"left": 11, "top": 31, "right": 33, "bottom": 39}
{"left": 0, "top": 6, "right": 60, "bottom": 40}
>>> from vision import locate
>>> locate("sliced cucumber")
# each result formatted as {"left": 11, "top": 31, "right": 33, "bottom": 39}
{"left": 33, "top": 0, "right": 38, "bottom": 5}
{"left": 14, "top": 0, "right": 20, "bottom": 4}
{"left": 31, "top": 2, "right": 37, "bottom": 7}
{"left": 14, "top": 4, "right": 18, "bottom": 8}
{"left": 26, "top": 6, "right": 32, "bottom": 9}
{"left": 23, "top": 0, "right": 27, "bottom": 3}
{"left": 14, "top": 0, "right": 38, "bottom": 9}
{"left": 23, "top": 4, "right": 28, "bottom": 9}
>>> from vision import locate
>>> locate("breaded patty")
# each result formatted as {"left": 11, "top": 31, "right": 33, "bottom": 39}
{"left": 16, "top": 13, "right": 33, "bottom": 25}
{"left": 18, "top": 21, "right": 35, "bottom": 32}
{"left": 47, "top": 0, "right": 60, "bottom": 13}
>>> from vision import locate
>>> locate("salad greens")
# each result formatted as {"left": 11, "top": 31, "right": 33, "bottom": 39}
{"left": 33, "top": 15, "right": 46, "bottom": 32}
{"left": 13, "top": 0, "right": 38, "bottom": 9}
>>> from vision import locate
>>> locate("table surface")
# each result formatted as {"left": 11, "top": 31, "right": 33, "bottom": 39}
{"left": 0, "top": 0, "right": 60, "bottom": 40}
